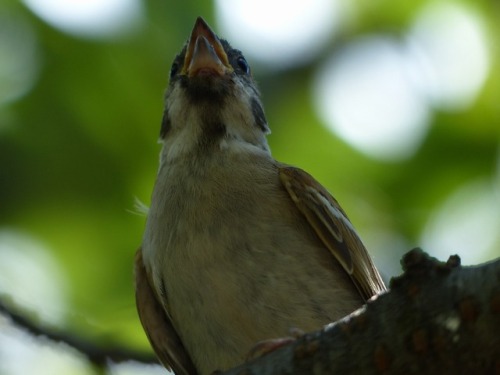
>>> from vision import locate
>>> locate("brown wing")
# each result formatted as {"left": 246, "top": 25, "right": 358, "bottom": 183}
{"left": 279, "top": 166, "right": 386, "bottom": 300}
{"left": 135, "top": 248, "right": 198, "bottom": 375}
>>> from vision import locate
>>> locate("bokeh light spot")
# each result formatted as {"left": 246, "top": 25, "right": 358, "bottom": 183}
{"left": 22, "top": 0, "right": 143, "bottom": 38}
{"left": 109, "top": 362, "right": 165, "bottom": 375}
{"left": 421, "top": 179, "right": 499, "bottom": 265}
{"left": 0, "top": 230, "right": 67, "bottom": 325}
{"left": 407, "top": 2, "right": 490, "bottom": 110}
{"left": 215, "top": 0, "right": 345, "bottom": 68}
{"left": 0, "top": 12, "right": 39, "bottom": 108}
{"left": 0, "top": 323, "right": 93, "bottom": 375}
{"left": 314, "top": 37, "right": 430, "bottom": 161}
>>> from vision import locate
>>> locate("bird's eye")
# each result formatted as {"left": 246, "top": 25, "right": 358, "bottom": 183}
{"left": 170, "top": 62, "right": 179, "bottom": 79}
{"left": 236, "top": 56, "right": 250, "bottom": 74}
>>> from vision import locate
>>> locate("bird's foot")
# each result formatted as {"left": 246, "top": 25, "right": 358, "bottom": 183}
{"left": 246, "top": 328, "right": 305, "bottom": 360}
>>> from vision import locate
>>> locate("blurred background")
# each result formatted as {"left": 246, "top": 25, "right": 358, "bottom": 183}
{"left": 0, "top": 0, "right": 499, "bottom": 374}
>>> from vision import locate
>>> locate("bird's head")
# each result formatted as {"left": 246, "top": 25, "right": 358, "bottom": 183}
{"left": 160, "top": 17, "right": 270, "bottom": 163}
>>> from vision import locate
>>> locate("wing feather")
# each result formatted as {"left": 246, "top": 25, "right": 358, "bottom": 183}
{"left": 279, "top": 166, "right": 386, "bottom": 300}
{"left": 135, "top": 248, "right": 198, "bottom": 375}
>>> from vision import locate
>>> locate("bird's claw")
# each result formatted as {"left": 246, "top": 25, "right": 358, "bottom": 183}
{"left": 246, "top": 328, "right": 305, "bottom": 361}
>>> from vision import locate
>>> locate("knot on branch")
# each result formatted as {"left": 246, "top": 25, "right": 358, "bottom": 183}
{"left": 389, "top": 248, "right": 461, "bottom": 292}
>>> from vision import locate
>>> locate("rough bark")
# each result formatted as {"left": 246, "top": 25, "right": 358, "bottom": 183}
{"left": 1, "top": 248, "right": 499, "bottom": 374}
{"left": 221, "top": 248, "right": 500, "bottom": 375}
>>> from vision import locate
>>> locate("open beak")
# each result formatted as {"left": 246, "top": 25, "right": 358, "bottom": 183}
{"left": 181, "top": 17, "right": 233, "bottom": 77}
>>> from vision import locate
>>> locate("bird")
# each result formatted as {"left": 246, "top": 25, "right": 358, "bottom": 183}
{"left": 135, "top": 16, "right": 386, "bottom": 375}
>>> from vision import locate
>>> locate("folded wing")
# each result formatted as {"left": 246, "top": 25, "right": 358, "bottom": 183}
{"left": 279, "top": 166, "right": 386, "bottom": 300}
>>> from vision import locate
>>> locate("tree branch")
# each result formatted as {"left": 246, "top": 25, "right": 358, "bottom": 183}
{"left": 221, "top": 248, "right": 500, "bottom": 375}
{"left": 0, "top": 298, "right": 158, "bottom": 368}
{"left": 1, "top": 248, "right": 499, "bottom": 374}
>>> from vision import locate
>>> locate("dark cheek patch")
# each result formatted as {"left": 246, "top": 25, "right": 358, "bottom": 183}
{"left": 251, "top": 98, "right": 270, "bottom": 133}
{"left": 160, "top": 112, "right": 172, "bottom": 138}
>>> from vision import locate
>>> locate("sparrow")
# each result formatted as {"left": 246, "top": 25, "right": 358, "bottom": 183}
{"left": 135, "top": 17, "right": 386, "bottom": 375}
